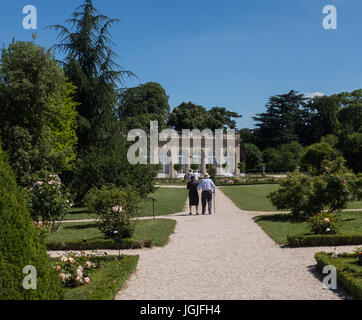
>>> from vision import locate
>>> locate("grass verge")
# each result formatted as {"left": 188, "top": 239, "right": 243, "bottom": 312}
{"left": 138, "top": 188, "right": 188, "bottom": 217}
{"left": 64, "top": 255, "right": 138, "bottom": 300}
{"left": 47, "top": 218, "right": 176, "bottom": 250}
{"left": 221, "top": 184, "right": 280, "bottom": 211}
{"left": 254, "top": 211, "right": 362, "bottom": 246}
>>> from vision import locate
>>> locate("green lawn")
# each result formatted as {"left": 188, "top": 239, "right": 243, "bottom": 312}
{"left": 62, "top": 188, "right": 188, "bottom": 221}
{"left": 221, "top": 184, "right": 281, "bottom": 211}
{"left": 138, "top": 187, "right": 188, "bottom": 217}
{"left": 254, "top": 211, "right": 362, "bottom": 244}
{"left": 48, "top": 218, "right": 176, "bottom": 247}
{"left": 64, "top": 255, "right": 138, "bottom": 300}
{"left": 63, "top": 207, "right": 97, "bottom": 220}
{"left": 221, "top": 184, "right": 362, "bottom": 212}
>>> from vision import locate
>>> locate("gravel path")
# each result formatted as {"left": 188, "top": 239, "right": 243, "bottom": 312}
{"left": 115, "top": 188, "right": 357, "bottom": 300}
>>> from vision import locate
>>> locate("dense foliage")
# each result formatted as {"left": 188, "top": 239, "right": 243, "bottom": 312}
{"left": 26, "top": 174, "right": 71, "bottom": 230}
{"left": 84, "top": 185, "right": 140, "bottom": 240}
{"left": 118, "top": 82, "right": 170, "bottom": 132}
{"left": 0, "top": 41, "right": 78, "bottom": 186}
{"left": 0, "top": 144, "right": 63, "bottom": 300}
{"left": 308, "top": 212, "right": 339, "bottom": 235}
{"left": 168, "top": 102, "right": 241, "bottom": 131}
{"left": 269, "top": 159, "right": 360, "bottom": 218}
{"left": 246, "top": 89, "right": 362, "bottom": 173}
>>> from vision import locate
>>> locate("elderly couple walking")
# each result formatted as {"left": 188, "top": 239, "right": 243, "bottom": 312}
{"left": 186, "top": 171, "right": 216, "bottom": 215}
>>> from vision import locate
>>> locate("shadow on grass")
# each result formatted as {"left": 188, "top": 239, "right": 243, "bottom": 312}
{"left": 254, "top": 214, "right": 305, "bottom": 223}
{"left": 63, "top": 223, "right": 98, "bottom": 230}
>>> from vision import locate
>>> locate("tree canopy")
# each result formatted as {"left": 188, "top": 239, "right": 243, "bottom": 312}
{"left": 0, "top": 40, "right": 78, "bottom": 186}
{"left": 168, "top": 102, "right": 242, "bottom": 131}
{"left": 118, "top": 82, "right": 170, "bottom": 132}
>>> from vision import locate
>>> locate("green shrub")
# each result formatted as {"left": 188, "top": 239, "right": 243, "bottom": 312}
{"left": 301, "top": 142, "right": 341, "bottom": 174}
{"left": 315, "top": 252, "right": 362, "bottom": 300}
{"left": 269, "top": 158, "right": 359, "bottom": 218}
{"left": 206, "top": 164, "right": 216, "bottom": 181}
{"left": 238, "top": 162, "right": 246, "bottom": 173}
{"left": 308, "top": 212, "right": 339, "bottom": 235}
{"left": 46, "top": 238, "right": 152, "bottom": 251}
{"left": 0, "top": 144, "right": 63, "bottom": 300}
{"left": 190, "top": 164, "right": 200, "bottom": 171}
{"left": 26, "top": 174, "right": 71, "bottom": 230}
{"left": 173, "top": 163, "right": 182, "bottom": 173}
{"left": 84, "top": 185, "right": 140, "bottom": 240}
{"left": 287, "top": 234, "right": 362, "bottom": 247}
{"left": 356, "top": 248, "right": 362, "bottom": 266}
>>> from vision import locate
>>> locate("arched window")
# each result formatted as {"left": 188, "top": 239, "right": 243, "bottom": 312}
{"left": 208, "top": 151, "right": 217, "bottom": 167}
{"left": 177, "top": 151, "right": 188, "bottom": 173}
{"left": 159, "top": 150, "right": 170, "bottom": 175}
{"left": 224, "top": 151, "right": 235, "bottom": 175}
{"left": 192, "top": 150, "right": 204, "bottom": 173}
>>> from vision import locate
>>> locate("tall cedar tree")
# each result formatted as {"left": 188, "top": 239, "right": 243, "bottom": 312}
{"left": 49, "top": 0, "right": 135, "bottom": 151}
{"left": 253, "top": 90, "right": 307, "bottom": 149}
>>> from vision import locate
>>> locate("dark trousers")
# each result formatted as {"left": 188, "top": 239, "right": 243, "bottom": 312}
{"left": 201, "top": 190, "right": 213, "bottom": 214}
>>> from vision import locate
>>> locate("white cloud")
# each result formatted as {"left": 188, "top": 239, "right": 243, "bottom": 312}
{"left": 304, "top": 92, "right": 325, "bottom": 99}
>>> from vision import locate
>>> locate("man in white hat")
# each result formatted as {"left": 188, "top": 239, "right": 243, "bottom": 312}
{"left": 197, "top": 173, "right": 216, "bottom": 214}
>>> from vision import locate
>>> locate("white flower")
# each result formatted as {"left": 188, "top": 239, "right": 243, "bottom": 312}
{"left": 84, "top": 277, "right": 91, "bottom": 284}
{"left": 61, "top": 256, "right": 68, "bottom": 262}
{"left": 326, "top": 228, "right": 331, "bottom": 232}
{"left": 86, "top": 261, "right": 92, "bottom": 268}
{"left": 58, "top": 273, "right": 66, "bottom": 281}
{"left": 68, "top": 257, "right": 75, "bottom": 264}
{"left": 112, "top": 206, "right": 123, "bottom": 213}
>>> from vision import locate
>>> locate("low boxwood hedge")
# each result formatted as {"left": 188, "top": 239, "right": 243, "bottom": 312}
{"left": 287, "top": 234, "right": 362, "bottom": 247}
{"left": 46, "top": 238, "right": 153, "bottom": 251}
{"left": 315, "top": 252, "right": 362, "bottom": 300}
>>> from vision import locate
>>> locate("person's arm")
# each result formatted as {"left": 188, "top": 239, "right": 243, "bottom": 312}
{"left": 211, "top": 180, "right": 216, "bottom": 191}
{"left": 197, "top": 180, "right": 202, "bottom": 190}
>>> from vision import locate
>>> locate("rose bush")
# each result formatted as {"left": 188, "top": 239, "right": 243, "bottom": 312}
{"left": 55, "top": 253, "right": 97, "bottom": 288}
{"left": 26, "top": 174, "right": 71, "bottom": 230}
{"left": 84, "top": 185, "right": 140, "bottom": 240}
{"left": 269, "top": 158, "right": 360, "bottom": 219}
{"left": 308, "top": 212, "right": 339, "bottom": 235}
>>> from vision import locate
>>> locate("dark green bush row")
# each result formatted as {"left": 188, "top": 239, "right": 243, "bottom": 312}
{"left": 216, "top": 181, "right": 279, "bottom": 187}
{"left": 315, "top": 252, "right": 362, "bottom": 300}
{"left": 287, "top": 234, "right": 362, "bottom": 247}
{"left": 46, "top": 238, "right": 153, "bottom": 251}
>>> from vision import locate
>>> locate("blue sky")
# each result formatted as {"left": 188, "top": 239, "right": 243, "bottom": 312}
{"left": 1, "top": 0, "right": 361, "bottom": 128}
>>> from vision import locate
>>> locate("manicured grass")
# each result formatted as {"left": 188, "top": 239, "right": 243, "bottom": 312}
{"left": 62, "top": 188, "right": 188, "bottom": 221}
{"left": 64, "top": 255, "right": 139, "bottom": 300}
{"left": 315, "top": 252, "right": 362, "bottom": 299}
{"left": 348, "top": 201, "right": 362, "bottom": 209}
{"left": 138, "top": 188, "right": 188, "bottom": 217}
{"left": 48, "top": 218, "right": 176, "bottom": 247}
{"left": 63, "top": 207, "right": 97, "bottom": 221}
{"left": 221, "top": 184, "right": 362, "bottom": 212}
{"left": 221, "top": 184, "right": 280, "bottom": 211}
{"left": 254, "top": 211, "right": 362, "bottom": 244}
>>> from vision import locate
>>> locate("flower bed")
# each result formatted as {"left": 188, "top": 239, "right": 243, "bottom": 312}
{"left": 315, "top": 251, "right": 362, "bottom": 300}
{"left": 53, "top": 254, "right": 139, "bottom": 300}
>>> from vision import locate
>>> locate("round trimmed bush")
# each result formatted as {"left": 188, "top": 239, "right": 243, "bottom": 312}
{"left": 0, "top": 144, "right": 63, "bottom": 300}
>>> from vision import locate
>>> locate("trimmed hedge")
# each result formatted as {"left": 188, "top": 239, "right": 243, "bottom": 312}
{"left": 288, "top": 234, "right": 362, "bottom": 247}
{"left": 315, "top": 252, "right": 362, "bottom": 300}
{"left": 46, "top": 238, "right": 153, "bottom": 251}
{"left": 0, "top": 144, "right": 63, "bottom": 300}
